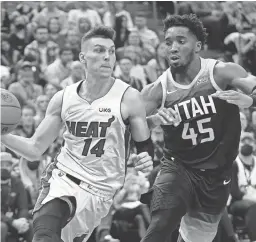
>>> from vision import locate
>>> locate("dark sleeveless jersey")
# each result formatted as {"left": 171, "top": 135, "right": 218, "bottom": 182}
{"left": 158, "top": 58, "right": 241, "bottom": 169}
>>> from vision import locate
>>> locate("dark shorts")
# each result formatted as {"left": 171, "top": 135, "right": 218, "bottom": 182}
{"left": 151, "top": 158, "right": 231, "bottom": 215}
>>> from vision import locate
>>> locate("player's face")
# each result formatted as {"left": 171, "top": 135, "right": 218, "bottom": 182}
{"left": 165, "top": 26, "right": 201, "bottom": 69}
{"left": 80, "top": 37, "right": 116, "bottom": 78}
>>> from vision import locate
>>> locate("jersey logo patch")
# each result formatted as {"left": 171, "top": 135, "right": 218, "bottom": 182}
{"left": 99, "top": 108, "right": 111, "bottom": 113}
{"left": 223, "top": 179, "right": 231, "bottom": 185}
{"left": 196, "top": 77, "right": 208, "bottom": 86}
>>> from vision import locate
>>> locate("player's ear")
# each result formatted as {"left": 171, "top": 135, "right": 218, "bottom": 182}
{"left": 79, "top": 52, "right": 87, "bottom": 65}
{"left": 195, "top": 41, "right": 202, "bottom": 53}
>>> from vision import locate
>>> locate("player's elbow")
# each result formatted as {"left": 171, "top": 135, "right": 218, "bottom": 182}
{"left": 27, "top": 139, "right": 44, "bottom": 161}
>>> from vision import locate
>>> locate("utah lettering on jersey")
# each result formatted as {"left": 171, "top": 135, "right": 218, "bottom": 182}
{"left": 66, "top": 116, "right": 115, "bottom": 138}
{"left": 173, "top": 95, "right": 216, "bottom": 122}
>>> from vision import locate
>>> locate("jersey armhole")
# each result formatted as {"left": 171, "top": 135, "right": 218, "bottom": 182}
{"left": 160, "top": 72, "right": 167, "bottom": 109}
{"left": 120, "top": 85, "right": 131, "bottom": 128}
{"left": 60, "top": 87, "right": 67, "bottom": 121}
{"left": 210, "top": 60, "right": 223, "bottom": 92}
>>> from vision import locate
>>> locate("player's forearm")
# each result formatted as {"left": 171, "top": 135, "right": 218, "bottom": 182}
{"left": 146, "top": 114, "right": 161, "bottom": 130}
{"left": 1, "top": 134, "right": 41, "bottom": 161}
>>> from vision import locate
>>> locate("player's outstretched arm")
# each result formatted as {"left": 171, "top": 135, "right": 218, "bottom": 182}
{"left": 122, "top": 88, "right": 153, "bottom": 174}
{"left": 1, "top": 91, "right": 64, "bottom": 161}
{"left": 141, "top": 81, "right": 163, "bottom": 129}
{"left": 212, "top": 62, "right": 256, "bottom": 108}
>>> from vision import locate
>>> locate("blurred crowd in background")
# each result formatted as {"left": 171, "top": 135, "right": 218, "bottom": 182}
{"left": 1, "top": 1, "right": 256, "bottom": 242}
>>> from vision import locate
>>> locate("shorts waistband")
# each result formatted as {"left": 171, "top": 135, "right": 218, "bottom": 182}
{"left": 64, "top": 172, "right": 114, "bottom": 199}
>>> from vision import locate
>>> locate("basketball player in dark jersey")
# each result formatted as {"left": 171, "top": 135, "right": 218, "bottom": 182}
{"left": 141, "top": 14, "right": 256, "bottom": 242}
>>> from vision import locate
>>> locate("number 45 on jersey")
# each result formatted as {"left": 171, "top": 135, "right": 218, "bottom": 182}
{"left": 182, "top": 117, "right": 214, "bottom": 145}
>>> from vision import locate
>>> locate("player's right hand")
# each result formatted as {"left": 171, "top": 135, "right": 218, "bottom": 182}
{"left": 157, "top": 107, "right": 181, "bottom": 126}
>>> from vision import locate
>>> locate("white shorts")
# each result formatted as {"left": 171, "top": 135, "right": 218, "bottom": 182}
{"left": 179, "top": 211, "right": 222, "bottom": 242}
{"left": 34, "top": 166, "right": 113, "bottom": 242}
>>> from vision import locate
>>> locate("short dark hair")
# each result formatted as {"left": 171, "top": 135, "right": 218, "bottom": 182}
{"left": 81, "top": 25, "right": 116, "bottom": 46}
{"left": 119, "top": 56, "right": 133, "bottom": 63}
{"left": 59, "top": 45, "right": 73, "bottom": 55}
{"left": 35, "top": 25, "right": 48, "bottom": 33}
{"left": 22, "top": 104, "right": 36, "bottom": 115}
{"left": 163, "top": 14, "right": 208, "bottom": 45}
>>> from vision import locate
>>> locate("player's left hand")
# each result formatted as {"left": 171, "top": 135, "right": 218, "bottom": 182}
{"left": 212, "top": 90, "right": 253, "bottom": 108}
{"left": 131, "top": 152, "right": 153, "bottom": 176}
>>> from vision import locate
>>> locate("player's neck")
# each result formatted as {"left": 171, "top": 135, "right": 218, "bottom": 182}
{"left": 171, "top": 56, "right": 201, "bottom": 85}
{"left": 80, "top": 74, "right": 115, "bottom": 102}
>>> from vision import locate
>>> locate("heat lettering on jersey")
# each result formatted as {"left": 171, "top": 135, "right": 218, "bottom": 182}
{"left": 66, "top": 116, "right": 115, "bottom": 138}
{"left": 173, "top": 95, "right": 216, "bottom": 122}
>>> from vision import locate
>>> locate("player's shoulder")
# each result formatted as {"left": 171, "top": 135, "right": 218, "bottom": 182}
{"left": 46, "top": 90, "right": 64, "bottom": 115}
{"left": 123, "top": 86, "right": 141, "bottom": 103}
{"left": 141, "top": 78, "right": 163, "bottom": 104}
{"left": 214, "top": 61, "right": 248, "bottom": 81}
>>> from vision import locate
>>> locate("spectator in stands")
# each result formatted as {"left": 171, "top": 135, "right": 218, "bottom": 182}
{"left": 68, "top": 2, "right": 102, "bottom": 29}
{"left": 44, "top": 83, "right": 60, "bottom": 100}
{"left": 13, "top": 105, "right": 36, "bottom": 139}
{"left": 86, "top": 1, "right": 109, "bottom": 20}
{"left": 239, "top": 20, "right": 256, "bottom": 75}
{"left": 178, "top": 2, "right": 228, "bottom": 50}
{"left": 240, "top": 111, "right": 255, "bottom": 134}
{"left": 145, "top": 42, "right": 169, "bottom": 83}
{"left": 77, "top": 17, "right": 92, "bottom": 39}
{"left": 34, "top": 95, "right": 49, "bottom": 127}
{"left": 151, "top": 126, "right": 164, "bottom": 167}
{"left": 9, "top": 15, "right": 29, "bottom": 63}
{"left": 115, "top": 46, "right": 147, "bottom": 86}
{"left": 115, "top": 56, "right": 144, "bottom": 91}
{"left": 19, "top": 156, "right": 50, "bottom": 210}
{"left": 1, "top": 152, "right": 33, "bottom": 242}
{"left": 65, "top": 30, "right": 81, "bottom": 61}
{"left": 114, "top": 15, "right": 130, "bottom": 49}
{"left": 1, "top": 7, "right": 11, "bottom": 33}
{"left": 133, "top": 12, "right": 159, "bottom": 49}
{"left": 48, "top": 17, "right": 66, "bottom": 48}
{"left": 61, "top": 61, "right": 85, "bottom": 88}
{"left": 1, "top": 32, "right": 14, "bottom": 67}
{"left": 44, "top": 46, "right": 74, "bottom": 86}
{"left": 8, "top": 61, "right": 43, "bottom": 107}
{"left": 110, "top": 173, "right": 150, "bottom": 242}
{"left": 24, "top": 25, "right": 59, "bottom": 72}
{"left": 0, "top": 65, "right": 11, "bottom": 89}
{"left": 32, "top": 1, "right": 68, "bottom": 34}
{"left": 251, "top": 111, "right": 256, "bottom": 137}
{"left": 113, "top": 2, "right": 133, "bottom": 31}
{"left": 230, "top": 132, "right": 256, "bottom": 241}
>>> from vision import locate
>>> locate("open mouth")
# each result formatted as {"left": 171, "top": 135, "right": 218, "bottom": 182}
{"left": 170, "top": 56, "right": 180, "bottom": 61}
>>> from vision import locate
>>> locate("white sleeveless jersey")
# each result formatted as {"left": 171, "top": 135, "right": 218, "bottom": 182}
{"left": 56, "top": 79, "right": 130, "bottom": 193}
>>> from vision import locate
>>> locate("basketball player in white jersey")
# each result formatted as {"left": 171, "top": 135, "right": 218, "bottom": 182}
{"left": 1, "top": 26, "right": 154, "bottom": 242}
{"left": 140, "top": 14, "right": 256, "bottom": 242}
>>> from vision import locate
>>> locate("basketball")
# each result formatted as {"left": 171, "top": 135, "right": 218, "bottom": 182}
{"left": 1, "top": 89, "right": 22, "bottom": 135}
